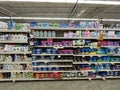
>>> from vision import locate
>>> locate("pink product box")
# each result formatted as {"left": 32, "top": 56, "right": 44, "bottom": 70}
{"left": 53, "top": 42, "right": 60, "bottom": 46}
{"left": 101, "top": 41, "right": 107, "bottom": 46}
{"left": 58, "top": 50, "right": 73, "bottom": 54}
{"left": 107, "top": 41, "right": 113, "bottom": 46}
{"left": 41, "top": 41, "right": 47, "bottom": 46}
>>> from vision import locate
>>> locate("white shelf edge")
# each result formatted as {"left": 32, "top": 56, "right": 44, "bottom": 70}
{"left": 0, "top": 76, "right": 120, "bottom": 81}
{"left": 0, "top": 41, "right": 28, "bottom": 43}
{"left": 33, "top": 65, "right": 72, "bottom": 68}
{"left": 34, "top": 46, "right": 120, "bottom": 48}
{"left": 32, "top": 54, "right": 73, "bottom": 56}
{"left": 32, "top": 60, "right": 73, "bottom": 62}
{"left": 33, "top": 37, "right": 120, "bottom": 40}
{"left": 0, "top": 70, "right": 33, "bottom": 73}
{"left": 73, "top": 62, "right": 120, "bottom": 64}
{"left": 0, "top": 62, "right": 32, "bottom": 64}
{"left": 73, "top": 54, "right": 120, "bottom": 57}
{"left": 98, "top": 70, "right": 120, "bottom": 72}
{"left": 0, "top": 30, "right": 30, "bottom": 32}
{"left": 30, "top": 27, "right": 120, "bottom": 31}
{"left": 0, "top": 51, "right": 31, "bottom": 54}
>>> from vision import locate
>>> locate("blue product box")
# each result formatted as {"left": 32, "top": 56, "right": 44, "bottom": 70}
{"left": 36, "top": 49, "right": 42, "bottom": 54}
{"left": 7, "top": 20, "right": 16, "bottom": 30}
{"left": 37, "top": 23, "right": 49, "bottom": 28}
{"left": 74, "top": 23, "right": 80, "bottom": 28}
{"left": 60, "top": 23, "right": 69, "bottom": 28}
{"left": 30, "top": 22, "right": 37, "bottom": 27}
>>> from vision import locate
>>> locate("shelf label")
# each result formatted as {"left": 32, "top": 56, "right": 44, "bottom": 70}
{"left": 58, "top": 55, "right": 61, "bottom": 58}
{"left": 102, "top": 77, "right": 106, "bottom": 80}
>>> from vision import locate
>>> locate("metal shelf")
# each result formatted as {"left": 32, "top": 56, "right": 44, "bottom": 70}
{"left": 0, "top": 70, "right": 33, "bottom": 73}
{"left": 73, "top": 54, "right": 120, "bottom": 57}
{"left": 0, "top": 51, "right": 31, "bottom": 54}
{"left": 34, "top": 46, "right": 120, "bottom": 48}
{"left": 32, "top": 54, "right": 73, "bottom": 56}
{"left": 33, "top": 65, "right": 72, "bottom": 68}
{"left": 32, "top": 60, "right": 73, "bottom": 63}
{"left": 0, "top": 30, "right": 30, "bottom": 32}
{"left": 30, "top": 27, "right": 120, "bottom": 31}
{"left": 73, "top": 62, "right": 120, "bottom": 64}
{"left": 0, "top": 41, "right": 28, "bottom": 43}
{"left": 0, "top": 62, "right": 32, "bottom": 64}
{"left": 33, "top": 37, "right": 120, "bottom": 40}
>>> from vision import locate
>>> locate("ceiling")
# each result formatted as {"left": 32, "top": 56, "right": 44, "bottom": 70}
{"left": 0, "top": 0, "right": 120, "bottom": 23}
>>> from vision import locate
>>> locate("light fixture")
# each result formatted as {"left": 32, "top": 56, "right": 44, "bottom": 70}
{"left": 0, "top": 0, "right": 120, "bottom": 5}
{"left": 0, "top": 17, "right": 120, "bottom": 22}
{"left": 0, "top": 17, "right": 97, "bottom": 20}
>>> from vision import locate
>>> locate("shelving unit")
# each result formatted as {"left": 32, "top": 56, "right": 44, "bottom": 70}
{"left": 0, "top": 21, "right": 120, "bottom": 81}
{"left": 0, "top": 26, "right": 33, "bottom": 81}
{"left": 31, "top": 23, "right": 120, "bottom": 81}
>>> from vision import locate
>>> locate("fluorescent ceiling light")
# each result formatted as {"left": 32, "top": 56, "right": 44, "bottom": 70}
{"left": 0, "top": 0, "right": 120, "bottom": 5}
{"left": 0, "top": 0, "right": 76, "bottom": 3}
{"left": 0, "top": 17, "right": 98, "bottom": 21}
{"left": 0, "top": 17, "right": 119, "bottom": 22}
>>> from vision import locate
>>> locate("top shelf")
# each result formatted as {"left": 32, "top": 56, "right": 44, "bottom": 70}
{"left": 31, "top": 27, "right": 120, "bottom": 31}
{"left": 0, "top": 29, "right": 30, "bottom": 33}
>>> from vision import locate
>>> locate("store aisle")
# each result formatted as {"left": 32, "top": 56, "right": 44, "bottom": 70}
{"left": 0, "top": 80, "right": 120, "bottom": 90}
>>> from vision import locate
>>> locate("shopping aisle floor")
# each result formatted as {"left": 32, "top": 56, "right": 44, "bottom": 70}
{"left": 0, "top": 80, "right": 119, "bottom": 90}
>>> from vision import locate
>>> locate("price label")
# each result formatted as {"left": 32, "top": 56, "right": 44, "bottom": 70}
{"left": 58, "top": 55, "right": 61, "bottom": 58}
{"left": 88, "top": 77, "right": 92, "bottom": 81}
{"left": 82, "top": 56, "right": 85, "bottom": 58}
{"left": 111, "top": 62, "right": 115, "bottom": 65}
{"left": 102, "top": 77, "right": 106, "bottom": 80}
{"left": 44, "top": 60, "right": 48, "bottom": 63}
{"left": 90, "top": 55, "right": 93, "bottom": 57}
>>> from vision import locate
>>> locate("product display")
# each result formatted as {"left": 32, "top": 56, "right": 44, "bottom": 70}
{"left": 0, "top": 21, "right": 32, "bottom": 81}
{"left": 31, "top": 21, "right": 120, "bottom": 80}
{"left": 0, "top": 20, "right": 120, "bottom": 81}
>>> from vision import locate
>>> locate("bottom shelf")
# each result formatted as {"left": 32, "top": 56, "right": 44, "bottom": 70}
{"left": 0, "top": 76, "right": 120, "bottom": 82}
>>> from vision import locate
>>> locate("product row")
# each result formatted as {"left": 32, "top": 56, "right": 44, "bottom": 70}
{"left": 32, "top": 64, "right": 120, "bottom": 71}
{"left": 0, "top": 64, "right": 32, "bottom": 71}
{"left": 73, "top": 64, "right": 120, "bottom": 71}
{"left": 64, "top": 31, "right": 120, "bottom": 38}
{"left": 32, "top": 48, "right": 73, "bottom": 54}
{"left": 73, "top": 56, "right": 120, "bottom": 62}
{"left": 0, "top": 21, "right": 30, "bottom": 30}
{"left": 0, "top": 45, "right": 29, "bottom": 52}
{"left": 74, "top": 47, "right": 120, "bottom": 55}
{"left": 0, "top": 55, "right": 31, "bottom": 62}
{"left": 34, "top": 40, "right": 120, "bottom": 47}
{"left": 30, "top": 21, "right": 120, "bottom": 29}
{"left": 33, "top": 71, "right": 120, "bottom": 79}
{"left": 0, "top": 72, "right": 32, "bottom": 79}
{"left": 32, "top": 31, "right": 56, "bottom": 37}
{"left": 0, "top": 34, "right": 28, "bottom": 41}
{"left": 32, "top": 47, "right": 120, "bottom": 55}
{"left": 32, "top": 56, "right": 73, "bottom": 61}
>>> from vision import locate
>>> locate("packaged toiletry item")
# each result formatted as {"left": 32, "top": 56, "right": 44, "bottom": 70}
{"left": 51, "top": 31, "right": 56, "bottom": 37}
{"left": 39, "top": 31, "right": 43, "bottom": 37}
{"left": 47, "top": 31, "right": 52, "bottom": 37}
{"left": 43, "top": 31, "right": 47, "bottom": 37}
